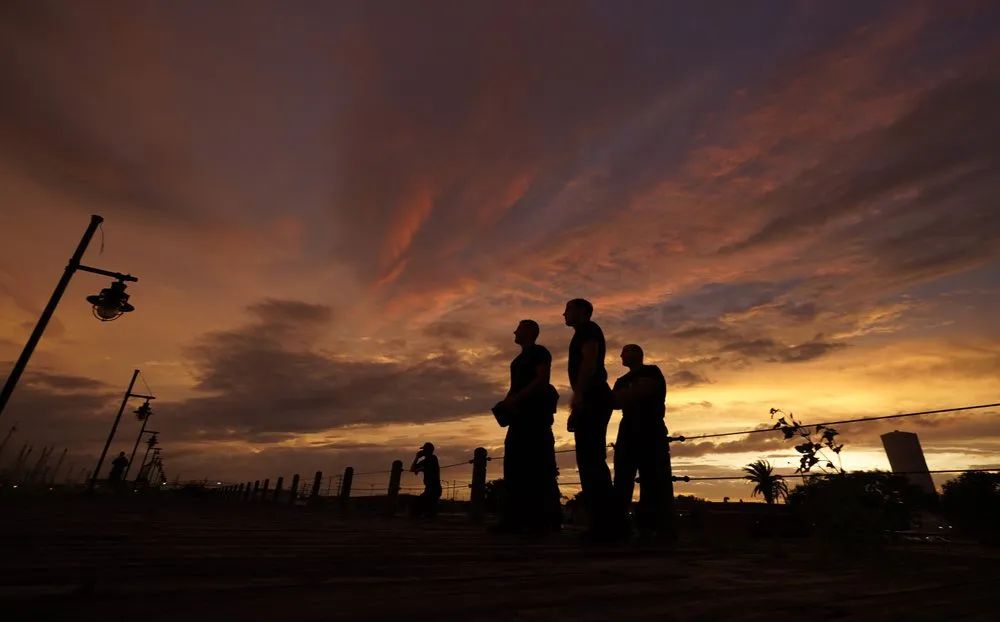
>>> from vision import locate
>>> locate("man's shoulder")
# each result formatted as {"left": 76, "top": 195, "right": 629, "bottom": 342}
{"left": 531, "top": 344, "right": 552, "bottom": 359}
{"left": 640, "top": 364, "right": 664, "bottom": 378}
{"left": 575, "top": 321, "right": 604, "bottom": 341}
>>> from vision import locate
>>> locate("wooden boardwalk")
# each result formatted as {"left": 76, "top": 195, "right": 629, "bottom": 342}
{"left": 1, "top": 496, "right": 997, "bottom": 621}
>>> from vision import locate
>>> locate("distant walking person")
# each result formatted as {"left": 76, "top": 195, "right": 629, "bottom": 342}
{"left": 612, "top": 344, "right": 674, "bottom": 540}
{"left": 108, "top": 452, "right": 129, "bottom": 482}
{"left": 410, "top": 442, "right": 441, "bottom": 517}
{"left": 492, "top": 320, "right": 560, "bottom": 534}
{"left": 564, "top": 298, "right": 625, "bottom": 541}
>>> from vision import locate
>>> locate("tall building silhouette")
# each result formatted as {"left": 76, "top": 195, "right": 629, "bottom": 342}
{"left": 880, "top": 430, "right": 936, "bottom": 495}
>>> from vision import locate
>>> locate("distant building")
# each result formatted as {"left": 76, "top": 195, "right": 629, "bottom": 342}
{"left": 880, "top": 430, "right": 936, "bottom": 495}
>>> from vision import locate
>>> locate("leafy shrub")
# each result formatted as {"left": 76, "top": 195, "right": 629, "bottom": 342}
{"left": 941, "top": 472, "right": 1000, "bottom": 544}
{"left": 787, "top": 471, "right": 926, "bottom": 545}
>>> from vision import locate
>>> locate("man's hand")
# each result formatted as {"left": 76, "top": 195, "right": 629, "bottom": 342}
{"left": 567, "top": 411, "right": 577, "bottom": 433}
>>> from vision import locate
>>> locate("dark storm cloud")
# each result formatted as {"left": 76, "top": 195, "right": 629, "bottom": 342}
{"left": 668, "top": 370, "right": 712, "bottom": 388}
{"left": 18, "top": 368, "right": 110, "bottom": 393}
{"left": 0, "top": 368, "right": 119, "bottom": 471}
{"left": 170, "top": 300, "right": 500, "bottom": 441}
{"left": 727, "top": 69, "right": 1000, "bottom": 278}
{"left": 719, "top": 335, "right": 846, "bottom": 364}
{"left": 421, "top": 320, "right": 475, "bottom": 341}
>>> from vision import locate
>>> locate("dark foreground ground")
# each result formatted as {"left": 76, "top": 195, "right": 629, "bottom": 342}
{"left": 1, "top": 496, "right": 997, "bottom": 621}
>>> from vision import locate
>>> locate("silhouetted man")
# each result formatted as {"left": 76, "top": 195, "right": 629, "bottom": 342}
{"left": 410, "top": 442, "right": 441, "bottom": 517}
{"left": 493, "top": 320, "right": 559, "bottom": 533}
{"left": 612, "top": 344, "right": 674, "bottom": 540}
{"left": 108, "top": 452, "right": 129, "bottom": 482}
{"left": 564, "top": 298, "right": 624, "bottom": 541}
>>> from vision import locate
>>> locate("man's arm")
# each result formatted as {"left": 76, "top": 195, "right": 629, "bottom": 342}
{"left": 410, "top": 456, "right": 424, "bottom": 473}
{"left": 504, "top": 362, "right": 550, "bottom": 407}
{"left": 613, "top": 377, "right": 660, "bottom": 408}
{"left": 571, "top": 341, "right": 599, "bottom": 408}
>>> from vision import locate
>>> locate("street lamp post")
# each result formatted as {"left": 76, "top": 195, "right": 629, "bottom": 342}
{"left": 124, "top": 399, "right": 155, "bottom": 481}
{"left": 0, "top": 215, "right": 140, "bottom": 421}
{"left": 137, "top": 437, "right": 159, "bottom": 483}
{"left": 87, "top": 369, "right": 154, "bottom": 492}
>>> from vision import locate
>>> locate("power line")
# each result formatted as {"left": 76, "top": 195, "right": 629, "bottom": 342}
{"left": 138, "top": 370, "right": 154, "bottom": 397}
{"left": 353, "top": 468, "right": 393, "bottom": 476}
{"left": 672, "top": 468, "right": 1000, "bottom": 482}
{"left": 672, "top": 402, "right": 1000, "bottom": 442}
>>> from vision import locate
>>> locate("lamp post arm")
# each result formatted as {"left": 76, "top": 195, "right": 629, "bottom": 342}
{"left": 76, "top": 264, "right": 138, "bottom": 282}
{"left": 0, "top": 215, "right": 104, "bottom": 420}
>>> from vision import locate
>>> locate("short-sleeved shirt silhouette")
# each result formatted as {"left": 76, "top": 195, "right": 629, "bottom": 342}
{"left": 613, "top": 364, "right": 667, "bottom": 421}
{"left": 511, "top": 344, "right": 552, "bottom": 402}
{"left": 568, "top": 320, "right": 608, "bottom": 393}
{"left": 421, "top": 455, "right": 440, "bottom": 489}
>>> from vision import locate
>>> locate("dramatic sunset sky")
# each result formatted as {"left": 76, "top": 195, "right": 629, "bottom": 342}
{"left": 1, "top": 1, "right": 997, "bottom": 499}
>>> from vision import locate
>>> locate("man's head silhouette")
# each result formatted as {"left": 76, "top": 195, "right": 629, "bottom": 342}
{"left": 620, "top": 344, "right": 644, "bottom": 369}
{"left": 514, "top": 319, "right": 540, "bottom": 346}
{"left": 563, "top": 298, "right": 593, "bottom": 327}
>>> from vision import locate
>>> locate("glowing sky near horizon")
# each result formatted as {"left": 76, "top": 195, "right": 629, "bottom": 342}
{"left": 1, "top": 1, "right": 998, "bottom": 499}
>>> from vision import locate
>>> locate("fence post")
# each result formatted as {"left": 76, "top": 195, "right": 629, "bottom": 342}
{"left": 261, "top": 478, "right": 270, "bottom": 503}
{"left": 289, "top": 473, "right": 300, "bottom": 506}
{"left": 309, "top": 471, "right": 322, "bottom": 506}
{"left": 470, "top": 447, "right": 488, "bottom": 522}
{"left": 236, "top": 483, "right": 244, "bottom": 501}
{"left": 340, "top": 466, "right": 354, "bottom": 509}
{"left": 386, "top": 460, "right": 403, "bottom": 515}
{"left": 252, "top": 480, "right": 260, "bottom": 502}
{"left": 273, "top": 476, "right": 283, "bottom": 503}
{"left": 244, "top": 481, "right": 253, "bottom": 502}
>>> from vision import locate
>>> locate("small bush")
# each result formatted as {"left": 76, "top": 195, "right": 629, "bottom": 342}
{"left": 941, "top": 472, "right": 1000, "bottom": 544}
{"left": 787, "top": 472, "right": 927, "bottom": 546}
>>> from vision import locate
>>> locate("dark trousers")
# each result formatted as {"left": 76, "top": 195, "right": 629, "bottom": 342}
{"left": 614, "top": 417, "right": 674, "bottom": 533}
{"left": 414, "top": 484, "right": 441, "bottom": 517}
{"left": 572, "top": 394, "right": 623, "bottom": 534}
{"left": 503, "top": 424, "right": 559, "bottom": 530}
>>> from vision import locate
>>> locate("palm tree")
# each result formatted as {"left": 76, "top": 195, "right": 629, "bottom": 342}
{"left": 743, "top": 459, "right": 789, "bottom": 504}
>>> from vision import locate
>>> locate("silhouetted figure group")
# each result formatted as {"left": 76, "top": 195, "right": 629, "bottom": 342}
{"left": 494, "top": 298, "right": 674, "bottom": 543}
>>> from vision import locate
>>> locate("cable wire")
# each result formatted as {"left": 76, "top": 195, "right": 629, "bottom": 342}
{"left": 672, "top": 402, "right": 1000, "bottom": 442}
{"left": 672, "top": 468, "right": 1000, "bottom": 482}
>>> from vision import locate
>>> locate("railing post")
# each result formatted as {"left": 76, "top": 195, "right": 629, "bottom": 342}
{"left": 273, "top": 476, "right": 283, "bottom": 503}
{"left": 252, "top": 480, "right": 260, "bottom": 502}
{"left": 386, "top": 460, "right": 403, "bottom": 515}
{"left": 236, "top": 483, "right": 244, "bottom": 501}
{"left": 289, "top": 473, "right": 300, "bottom": 506}
{"left": 261, "top": 478, "right": 270, "bottom": 503}
{"left": 243, "top": 481, "right": 253, "bottom": 502}
{"left": 309, "top": 471, "right": 322, "bottom": 506}
{"left": 340, "top": 467, "right": 353, "bottom": 509}
{"left": 470, "top": 447, "right": 488, "bottom": 522}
